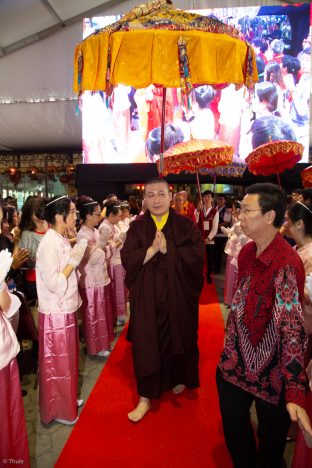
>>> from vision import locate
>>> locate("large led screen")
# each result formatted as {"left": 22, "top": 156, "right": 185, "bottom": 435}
{"left": 82, "top": 4, "right": 311, "bottom": 164}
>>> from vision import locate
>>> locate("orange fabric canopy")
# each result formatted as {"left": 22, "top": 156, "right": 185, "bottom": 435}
{"left": 73, "top": 0, "right": 257, "bottom": 95}
{"left": 74, "top": 29, "right": 257, "bottom": 93}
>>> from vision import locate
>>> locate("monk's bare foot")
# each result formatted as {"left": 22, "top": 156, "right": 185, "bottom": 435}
{"left": 128, "top": 397, "right": 151, "bottom": 422}
{"left": 172, "top": 384, "right": 186, "bottom": 395}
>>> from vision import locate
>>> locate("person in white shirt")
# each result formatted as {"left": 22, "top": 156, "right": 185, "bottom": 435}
{"left": 76, "top": 196, "right": 114, "bottom": 358}
{"left": 118, "top": 203, "right": 131, "bottom": 235}
{"left": 190, "top": 86, "right": 216, "bottom": 140}
{"left": 214, "top": 195, "right": 232, "bottom": 274}
{"left": 36, "top": 196, "right": 87, "bottom": 426}
{"left": 195, "top": 190, "right": 219, "bottom": 283}
{"left": 99, "top": 203, "right": 127, "bottom": 326}
{"left": 0, "top": 204, "right": 29, "bottom": 465}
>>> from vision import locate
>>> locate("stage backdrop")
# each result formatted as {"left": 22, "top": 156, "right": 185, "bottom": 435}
{"left": 82, "top": 3, "right": 311, "bottom": 165}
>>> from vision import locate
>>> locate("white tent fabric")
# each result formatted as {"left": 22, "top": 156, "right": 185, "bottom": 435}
{"left": 0, "top": 0, "right": 307, "bottom": 152}
{"left": 0, "top": 21, "right": 83, "bottom": 150}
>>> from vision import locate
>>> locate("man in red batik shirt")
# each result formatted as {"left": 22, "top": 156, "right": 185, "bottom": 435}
{"left": 217, "top": 183, "right": 312, "bottom": 468}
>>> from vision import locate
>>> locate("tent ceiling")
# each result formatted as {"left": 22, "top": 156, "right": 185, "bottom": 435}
{"left": 0, "top": 0, "right": 299, "bottom": 56}
{"left": 0, "top": 0, "right": 309, "bottom": 153}
{"left": 0, "top": 0, "right": 126, "bottom": 57}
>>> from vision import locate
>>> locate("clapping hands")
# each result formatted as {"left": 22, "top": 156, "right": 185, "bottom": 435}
{"left": 220, "top": 226, "right": 231, "bottom": 237}
{"left": 11, "top": 227, "right": 21, "bottom": 244}
{"left": 11, "top": 248, "right": 28, "bottom": 270}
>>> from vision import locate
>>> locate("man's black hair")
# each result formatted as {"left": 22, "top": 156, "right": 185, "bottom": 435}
{"left": 245, "top": 183, "right": 286, "bottom": 228}
{"left": 202, "top": 189, "right": 214, "bottom": 198}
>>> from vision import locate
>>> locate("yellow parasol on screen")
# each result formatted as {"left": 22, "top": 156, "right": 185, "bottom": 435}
{"left": 73, "top": 0, "right": 257, "bottom": 173}
{"left": 73, "top": 0, "right": 257, "bottom": 95}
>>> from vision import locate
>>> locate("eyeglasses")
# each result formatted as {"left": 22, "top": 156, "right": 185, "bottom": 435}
{"left": 240, "top": 207, "right": 262, "bottom": 215}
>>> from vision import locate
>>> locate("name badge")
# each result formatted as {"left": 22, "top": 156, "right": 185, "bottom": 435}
{"left": 203, "top": 221, "right": 210, "bottom": 230}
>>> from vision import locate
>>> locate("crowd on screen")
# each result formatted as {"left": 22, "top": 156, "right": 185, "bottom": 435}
{"left": 82, "top": 13, "right": 310, "bottom": 165}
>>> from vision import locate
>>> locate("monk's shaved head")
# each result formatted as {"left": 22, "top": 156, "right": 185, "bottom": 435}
{"left": 144, "top": 177, "right": 169, "bottom": 194}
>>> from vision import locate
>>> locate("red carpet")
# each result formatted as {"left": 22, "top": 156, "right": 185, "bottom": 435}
{"left": 56, "top": 283, "right": 232, "bottom": 468}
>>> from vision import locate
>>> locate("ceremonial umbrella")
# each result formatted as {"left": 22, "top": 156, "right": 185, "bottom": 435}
{"left": 198, "top": 154, "right": 246, "bottom": 190}
{"left": 73, "top": 0, "right": 257, "bottom": 173}
{"left": 246, "top": 140, "right": 303, "bottom": 187}
{"left": 301, "top": 166, "right": 312, "bottom": 188}
{"left": 157, "top": 139, "right": 234, "bottom": 195}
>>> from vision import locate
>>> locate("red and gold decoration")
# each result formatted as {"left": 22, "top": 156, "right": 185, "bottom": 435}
{"left": 158, "top": 139, "right": 233, "bottom": 198}
{"left": 0, "top": 154, "right": 79, "bottom": 192}
{"left": 29, "top": 167, "right": 38, "bottom": 180}
{"left": 246, "top": 140, "right": 303, "bottom": 187}
{"left": 301, "top": 166, "right": 312, "bottom": 188}
{"left": 6, "top": 167, "right": 22, "bottom": 186}
{"left": 158, "top": 139, "right": 234, "bottom": 176}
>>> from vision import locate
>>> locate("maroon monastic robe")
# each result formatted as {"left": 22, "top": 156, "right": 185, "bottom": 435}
{"left": 121, "top": 208, "right": 204, "bottom": 397}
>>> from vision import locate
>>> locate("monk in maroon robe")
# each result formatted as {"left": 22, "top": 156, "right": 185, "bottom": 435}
{"left": 121, "top": 178, "right": 204, "bottom": 422}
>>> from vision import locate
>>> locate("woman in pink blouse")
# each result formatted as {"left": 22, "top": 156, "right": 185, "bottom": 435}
{"left": 223, "top": 201, "right": 249, "bottom": 306}
{"left": 36, "top": 196, "right": 87, "bottom": 425}
{"left": 99, "top": 203, "right": 127, "bottom": 326}
{"left": 76, "top": 196, "right": 114, "bottom": 357}
{"left": 284, "top": 201, "right": 312, "bottom": 466}
{"left": 0, "top": 203, "right": 30, "bottom": 466}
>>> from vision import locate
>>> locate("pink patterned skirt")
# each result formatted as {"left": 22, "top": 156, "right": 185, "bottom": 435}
{"left": 0, "top": 358, "right": 30, "bottom": 466}
{"left": 79, "top": 284, "right": 114, "bottom": 355}
{"left": 112, "top": 264, "right": 127, "bottom": 321}
{"left": 38, "top": 311, "right": 79, "bottom": 424}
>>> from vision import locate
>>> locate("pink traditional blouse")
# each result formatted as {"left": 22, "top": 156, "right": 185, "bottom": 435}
{"left": 0, "top": 307, "right": 20, "bottom": 371}
{"left": 224, "top": 221, "right": 250, "bottom": 268}
{"left": 99, "top": 220, "right": 123, "bottom": 266}
{"left": 36, "top": 228, "right": 81, "bottom": 314}
{"left": 118, "top": 218, "right": 130, "bottom": 235}
{"left": 76, "top": 225, "right": 110, "bottom": 288}
{"left": 296, "top": 242, "right": 312, "bottom": 334}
